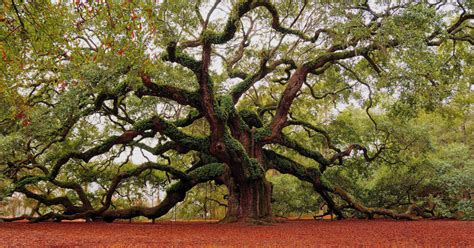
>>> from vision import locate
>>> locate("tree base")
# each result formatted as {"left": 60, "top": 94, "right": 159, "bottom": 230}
{"left": 218, "top": 215, "right": 275, "bottom": 225}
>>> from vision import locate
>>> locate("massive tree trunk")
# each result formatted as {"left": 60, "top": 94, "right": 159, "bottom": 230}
{"left": 222, "top": 175, "right": 273, "bottom": 223}
{"left": 211, "top": 122, "right": 273, "bottom": 223}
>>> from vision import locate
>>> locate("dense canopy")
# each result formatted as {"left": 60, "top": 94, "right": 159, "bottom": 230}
{"left": 0, "top": 1, "right": 472, "bottom": 223}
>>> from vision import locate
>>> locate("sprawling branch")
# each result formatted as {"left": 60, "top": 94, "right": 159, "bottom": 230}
{"left": 136, "top": 72, "right": 202, "bottom": 109}
{"left": 276, "top": 135, "right": 330, "bottom": 170}
{"left": 202, "top": 0, "right": 325, "bottom": 45}
{"left": 327, "top": 185, "right": 419, "bottom": 220}
{"left": 230, "top": 59, "right": 296, "bottom": 103}
{"left": 285, "top": 120, "right": 340, "bottom": 152}
{"left": 264, "top": 149, "right": 417, "bottom": 220}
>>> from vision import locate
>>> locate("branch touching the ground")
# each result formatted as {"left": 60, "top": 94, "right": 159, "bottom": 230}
{"left": 100, "top": 163, "right": 226, "bottom": 222}
{"left": 326, "top": 185, "right": 420, "bottom": 220}
{"left": 3, "top": 163, "right": 226, "bottom": 223}
{"left": 264, "top": 149, "right": 418, "bottom": 220}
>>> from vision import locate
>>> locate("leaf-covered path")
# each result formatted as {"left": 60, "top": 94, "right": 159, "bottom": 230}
{"left": 0, "top": 219, "right": 472, "bottom": 247}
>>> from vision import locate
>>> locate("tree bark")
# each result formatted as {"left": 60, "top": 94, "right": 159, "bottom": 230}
{"left": 221, "top": 175, "right": 273, "bottom": 224}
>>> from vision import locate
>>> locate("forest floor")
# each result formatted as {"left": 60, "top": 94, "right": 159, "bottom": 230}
{"left": 0, "top": 219, "right": 472, "bottom": 247}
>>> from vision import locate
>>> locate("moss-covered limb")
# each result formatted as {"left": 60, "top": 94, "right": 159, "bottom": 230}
{"left": 39, "top": 117, "right": 162, "bottom": 184}
{"left": 271, "top": 60, "right": 298, "bottom": 84}
{"left": 263, "top": 149, "right": 343, "bottom": 218}
{"left": 19, "top": 163, "right": 224, "bottom": 223}
{"left": 304, "top": 39, "right": 399, "bottom": 73}
{"left": 13, "top": 176, "right": 49, "bottom": 193}
{"left": 328, "top": 143, "right": 384, "bottom": 165}
{"left": 173, "top": 110, "right": 204, "bottom": 127}
{"left": 215, "top": 95, "right": 236, "bottom": 121}
{"left": 315, "top": 188, "right": 345, "bottom": 220}
{"left": 230, "top": 65, "right": 267, "bottom": 103}
{"left": 136, "top": 72, "right": 202, "bottom": 109}
{"left": 0, "top": 215, "right": 32, "bottom": 222}
{"left": 49, "top": 131, "right": 143, "bottom": 180}
{"left": 276, "top": 135, "right": 330, "bottom": 170}
{"left": 286, "top": 120, "right": 340, "bottom": 153}
{"left": 19, "top": 187, "right": 74, "bottom": 209}
{"left": 50, "top": 179, "right": 93, "bottom": 209}
{"left": 162, "top": 41, "right": 202, "bottom": 75}
{"left": 187, "top": 162, "right": 226, "bottom": 181}
{"left": 133, "top": 141, "right": 176, "bottom": 156}
{"left": 257, "top": 104, "right": 277, "bottom": 118}
{"left": 0, "top": 212, "right": 60, "bottom": 223}
{"left": 203, "top": 0, "right": 324, "bottom": 45}
{"left": 325, "top": 185, "right": 419, "bottom": 220}
{"left": 185, "top": 153, "right": 219, "bottom": 174}
{"left": 17, "top": 187, "right": 89, "bottom": 216}
{"left": 14, "top": 84, "right": 133, "bottom": 173}
{"left": 97, "top": 163, "right": 225, "bottom": 222}
{"left": 12, "top": 173, "right": 90, "bottom": 212}
{"left": 217, "top": 15, "right": 255, "bottom": 79}
{"left": 282, "top": 122, "right": 384, "bottom": 172}
{"left": 427, "top": 13, "right": 474, "bottom": 46}
{"left": 150, "top": 116, "right": 210, "bottom": 153}
{"left": 230, "top": 58, "right": 297, "bottom": 103}
{"left": 263, "top": 149, "right": 320, "bottom": 183}
{"left": 138, "top": 162, "right": 191, "bottom": 181}
{"left": 239, "top": 110, "right": 263, "bottom": 129}
{"left": 223, "top": 130, "right": 264, "bottom": 180}
{"left": 11, "top": 180, "right": 92, "bottom": 218}
{"left": 264, "top": 149, "right": 415, "bottom": 220}
{"left": 96, "top": 161, "right": 193, "bottom": 215}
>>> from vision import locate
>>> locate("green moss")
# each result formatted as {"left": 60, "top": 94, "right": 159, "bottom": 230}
{"left": 166, "top": 181, "right": 188, "bottom": 193}
{"left": 175, "top": 50, "right": 202, "bottom": 73}
{"left": 239, "top": 109, "right": 263, "bottom": 128}
{"left": 111, "top": 80, "right": 129, "bottom": 95}
{"left": 15, "top": 176, "right": 48, "bottom": 191}
{"left": 173, "top": 110, "right": 201, "bottom": 127}
{"left": 156, "top": 117, "right": 210, "bottom": 152}
{"left": 215, "top": 95, "right": 235, "bottom": 121}
{"left": 189, "top": 163, "right": 225, "bottom": 180}
{"left": 223, "top": 129, "right": 245, "bottom": 152}
{"left": 166, "top": 163, "right": 225, "bottom": 193}
{"left": 202, "top": 1, "right": 252, "bottom": 44}
{"left": 162, "top": 47, "right": 202, "bottom": 73}
{"left": 253, "top": 127, "right": 272, "bottom": 142}
{"left": 319, "top": 174, "right": 332, "bottom": 189}
{"left": 230, "top": 75, "right": 252, "bottom": 95}
{"left": 247, "top": 158, "right": 264, "bottom": 180}
{"left": 133, "top": 119, "right": 154, "bottom": 131}
{"left": 200, "top": 153, "right": 219, "bottom": 164}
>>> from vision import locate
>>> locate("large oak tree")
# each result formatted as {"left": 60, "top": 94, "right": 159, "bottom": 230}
{"left": 0, "top": 1, "right": 472, "bottom": 223}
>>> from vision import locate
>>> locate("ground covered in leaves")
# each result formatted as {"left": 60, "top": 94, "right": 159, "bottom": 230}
{"left": 0, "top": 219, "right": 472, "bottom": 247}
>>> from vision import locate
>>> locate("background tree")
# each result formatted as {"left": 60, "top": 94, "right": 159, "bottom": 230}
{"left": 0, "top": 1, "right": 472, "bottom": 223}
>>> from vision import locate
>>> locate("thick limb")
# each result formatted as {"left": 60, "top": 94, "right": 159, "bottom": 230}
{"left": 264, "top": 149, "right": 417, "bottom": 220}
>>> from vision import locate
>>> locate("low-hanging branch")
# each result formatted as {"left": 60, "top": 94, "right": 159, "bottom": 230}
{"left": 264, "top": 149, "right": 417, "bottom": 220}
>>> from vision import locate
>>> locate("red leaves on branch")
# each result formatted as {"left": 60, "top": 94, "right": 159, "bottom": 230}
{"left": 15, "top": 112, "right": 25, "bottom": 120}
{"left": 2, "top": 49, "right": 7, "bottom": 62}
{"left": 15, "top": 111, "right": 31, "bottom": 127}
{"left": 21, "top": 119, "right": 31, "bottom": 127}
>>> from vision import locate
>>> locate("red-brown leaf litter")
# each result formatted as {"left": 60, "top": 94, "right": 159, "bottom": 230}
{"left": 0, "top": 219, "right": 472, "bottom": 247}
